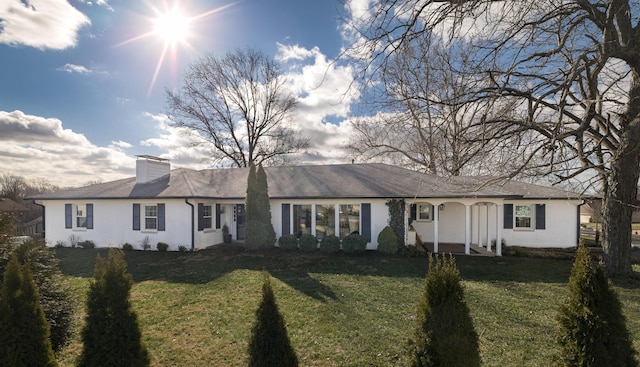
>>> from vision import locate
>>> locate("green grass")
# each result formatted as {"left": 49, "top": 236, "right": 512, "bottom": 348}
{"left": 53, "top": 247, "right": 640, "bottom": 366}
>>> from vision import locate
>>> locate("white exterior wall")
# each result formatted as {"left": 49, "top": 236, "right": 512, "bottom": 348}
{"left": 40, "top": 199, "right": 229, "bottom": 251}
{"left": 502, "top": 200, "right": 581, "bottom": 248}
{"left": 409, "top": 198, "right": 581, "bottom": 249}
{"left": 271, "top": 198, "right": 389, "bottom": 250}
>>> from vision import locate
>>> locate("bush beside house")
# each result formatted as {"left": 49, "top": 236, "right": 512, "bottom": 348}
{"left": 278, "top": 234, "right": 298, "bottom": 250}
{"left": 342, "top": 233, "right": 367, "bottom": 254}
{"left": 377, "top": 226, "right": 398, "bottom": 254}
{"left": 299, "top": 234, "right": 317, "bottom": 252}
{"left": 320, "top": 235, "right": 340, "bottom": 253}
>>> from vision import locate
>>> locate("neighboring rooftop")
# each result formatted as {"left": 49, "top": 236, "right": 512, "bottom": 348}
{"left": 30, "top": 163, "right": 584, "bottom": 201}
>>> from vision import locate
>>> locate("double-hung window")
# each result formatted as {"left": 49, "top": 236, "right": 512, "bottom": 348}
{"left": 65, "top": 203, "right": 93, "bottom": 230}
{"left": 418, "top": 204, "right": 432, "bottom": 221}
{"left": 76, "top": 204, "right": 87, "bottom": 228}
{"left": 145, "top": 205, "right": 158, "bottom": 230}
{"left": 202, "top": 204, "right": 212, "bottom": 229}
{"left": 514, "top": 205, "right": 532, "bottom": 229}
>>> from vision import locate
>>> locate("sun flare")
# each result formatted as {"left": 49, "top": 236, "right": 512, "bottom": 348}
{"left": 153, "top": 10, "right": 190, "bottom": 45}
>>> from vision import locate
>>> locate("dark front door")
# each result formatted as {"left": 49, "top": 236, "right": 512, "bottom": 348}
{"left": 236, "top": 204, "right": 245, "bottom": 240}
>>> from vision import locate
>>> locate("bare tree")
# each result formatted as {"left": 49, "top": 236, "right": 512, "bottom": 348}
{"left": 166, "top": 48, "right": 309, "bottom": 167}
{"left": 346, "top": 0, "right": 640, "bottom": 276}
{"left": 349, "top": 35, "right": 525, "bottom": 177}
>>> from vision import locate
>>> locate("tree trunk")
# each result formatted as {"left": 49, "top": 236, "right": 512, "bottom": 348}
{"left": 601, "top": 69, "right": 640, "bottom": 277}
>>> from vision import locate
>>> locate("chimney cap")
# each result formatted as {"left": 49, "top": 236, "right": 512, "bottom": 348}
{"left": 136, "top": 155, "right": 169, "bottom": 162}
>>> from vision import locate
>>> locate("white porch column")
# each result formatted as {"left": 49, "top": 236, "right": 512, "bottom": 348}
{"left": 433, "top": 204, "right": 439, "bottom": 253}
{"left": 465, "top": 204, "right": 471, "bottom": 255}
{"left": 496, "top": 203, "right": 502, "bottom": 256}
{"left": 486, "top": 204, "right": 492, "bottom": 252}
{"left": 477, "top": 204, "right": 483, "bottom": 247}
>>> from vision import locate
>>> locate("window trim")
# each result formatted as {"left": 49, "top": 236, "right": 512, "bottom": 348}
{"left": 144, "top": 204, "right": 158, "bottom": 231}
{"left": 202, "top": 204, "right": 213, "bottom": 231}
{"left": 514, "top": 204, "right": 533, "bottom": 229}
{"left": 416, "top": 203, "right": 433, "bottom": 221}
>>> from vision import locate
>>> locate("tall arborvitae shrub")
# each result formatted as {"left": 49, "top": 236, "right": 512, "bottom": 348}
{"left": 556, "top": 244, "right": 637, "bottom": 366}
{"left": 256, "top": 164, "right": 276, "bottom": 246}
{"left": 248, "top": 272, "right": 298, "bottom": 367}
{"left": 377, "top": 225, "right": 399, "bottom": 255}
{"left": 410, "top": 254, "right": 480, "bottom": 367}
{"left": 245, "top": 164, "right": 276, "bottom": 249}
{"left": 0, "top": 255, "right": 57, "bottom": 367}
{"left": 78, "top": 249, "right": 149, "bottom": 367}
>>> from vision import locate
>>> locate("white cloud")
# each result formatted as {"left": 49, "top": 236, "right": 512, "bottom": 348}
{"left": 277, "top": 44, "right": 360, "bottom": 163}
{"left": 0, "top": 110, "right": 134, "bottom": 186}
{"left": 59, "top": 63, "right": 91, "bottom": 74}
{"left": 0, "top": 0, "right": 90, "bottom": 50}
{"left": 140, "top": 113, "right": 213, "bottom": 169}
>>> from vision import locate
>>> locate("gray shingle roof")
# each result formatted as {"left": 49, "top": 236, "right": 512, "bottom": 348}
{"left": 31, "top": 163, "right": 583, "bottom": 200}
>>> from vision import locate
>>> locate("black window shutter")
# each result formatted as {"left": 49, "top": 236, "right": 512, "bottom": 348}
{"left": 535, "top": 204, "right": 546, "bottom": 230}
{"left": 65, "top": 204, "right": 72, "bottom": 229}
{"left": 133, "top": 203, "right": 140, "bottom": 230}
{"left": 282, "top": 204, "right": 290, "bottom": 235}
{"left": 215, "top": 204, "right": 221, "bottom": 229}
{"left": 158, "top": 203, "right": 166, "bottom": 231}
{"left": 198, "top": 203, "right": 204, "bottom": 231}
{"left": 504, "top": 204, "right": 513, "bottom": 229}
{"left": 361, "top": 203, "right": 371, "bottom": 242}
{"left": 86, "top": 204, "right": 93, "bottom": 229}
{"left": 409, "top": 204, "right": 416, "bottom": 225}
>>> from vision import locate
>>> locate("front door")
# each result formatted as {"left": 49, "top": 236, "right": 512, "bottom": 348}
{"left": 236, "top": 204, "right": 245, "bottom": 240}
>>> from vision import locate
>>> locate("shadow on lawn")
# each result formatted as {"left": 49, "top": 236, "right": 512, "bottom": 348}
{"left": 54, "top": 246, "right": 599, "bottom": 301}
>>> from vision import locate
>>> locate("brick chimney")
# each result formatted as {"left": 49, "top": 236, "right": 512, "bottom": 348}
{"left": 136, "top": 155, "right": 170, "bottom": 183}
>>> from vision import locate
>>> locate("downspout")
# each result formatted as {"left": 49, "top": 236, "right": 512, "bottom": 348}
{"left": 32, "top": 200, "right": 45, "bottom": 239}
{"left": 185, "top": 199, "right": 195, "bottom": 252}
{"left": 577, "top": 199, "right": 585, "bottom": 245}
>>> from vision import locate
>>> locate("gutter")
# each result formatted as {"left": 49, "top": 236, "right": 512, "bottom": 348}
{"left": 184, "top": 199, "right": 195, "bottom": 252}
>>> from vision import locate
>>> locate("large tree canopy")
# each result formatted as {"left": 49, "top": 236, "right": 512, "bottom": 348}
{"left": 166, "top": 47, "right": 309, "bottom": 167}
{"left": 346, "top": 0, "right": 640, "bottom": 275}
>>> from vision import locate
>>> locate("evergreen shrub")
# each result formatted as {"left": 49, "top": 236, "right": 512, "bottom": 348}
{"left": 299, "top": 234, "right": 317, "bottom": 252}
{"left": 78, "top": 248, "right": 149, "bottom": 367}
{"left": 122, "top": 243, "right": 134, "bottom": 251}
{"left": 410, "top": 254, "right": 480, "bottom": 367}
{"left": 377, "top": 226, "right": 398, "bottom": 255}
{"left": 156, "top": 242, "right": 169, "bottom": 252}
{"left": 320, "top": 235, "right": 340, "bottom": 253}
{"left": 0, "top": 255, "right": 57, "bottom": 367}
{"left": 556, "top": 243, "right": 637, "bottom": 366}
{"left": 178, "top": 245, "right": 188, "bottom": 252}
{"left": 342, "top": 233, "right": 367, "bottom": 254}
{"left": 1, "top": 238, "right": 74, "bottom": 353}
{"left": 278, "top": 234, "right": 298, "bottom": 250}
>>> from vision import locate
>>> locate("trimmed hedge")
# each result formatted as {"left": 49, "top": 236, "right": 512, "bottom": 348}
{"left": 79, "top": 240, "right": 95, "bottom": 249}
{"left": 299, "top": 234, "right": 317, "bottom": 252}
{"left": 320, "top": 235, "right": 340, "bottom": 253}
{"left": 377, "top": 226, "right": 398, "bottom": 255}
{"left": 342, "top": 234, "right": 367, "bottom": 254}
{"left": 278, "top": 235, "right": 298, "bottom": 250}
{"left": 156, "top": 242, "right": 169, "bottom": 252}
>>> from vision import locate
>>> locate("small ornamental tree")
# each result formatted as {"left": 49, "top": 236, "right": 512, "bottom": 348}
{"left": 78, "top": 248, "right": 149, "bottom": 367}
{"left": 410, "top": 254, "right": 480, "bottom": 367}
{"left": 556, "top": 244, "right": 637, "bottom": 366}
{"left": 248, "top": 272, "right": 298, "bottom": 367}
{"left": 377, "top": 226, "right": 398, "bottom": 255}
{"left": 0, "top": 255, "right": 57, "bottom": 367}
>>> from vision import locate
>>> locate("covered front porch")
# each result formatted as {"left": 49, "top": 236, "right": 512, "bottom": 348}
{"left": 406, "top": 199, "right": 504, "bottom": 256}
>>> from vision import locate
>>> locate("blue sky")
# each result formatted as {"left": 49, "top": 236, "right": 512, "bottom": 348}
{"left": 0, "top": 0, "right": 366, "bottom": 186}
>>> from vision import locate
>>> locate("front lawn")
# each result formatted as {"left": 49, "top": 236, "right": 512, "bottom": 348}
{"left": 54, "top": 247, "right": 640, "bottom": 366}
